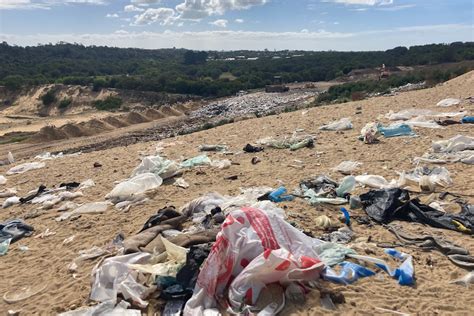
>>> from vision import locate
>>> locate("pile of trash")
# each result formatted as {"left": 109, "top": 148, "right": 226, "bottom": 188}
{"left": 190, "top": 91, "right": 313, "bottom": 119}
{"left": 415, "top": 135, "right": 474, "bottom": 165}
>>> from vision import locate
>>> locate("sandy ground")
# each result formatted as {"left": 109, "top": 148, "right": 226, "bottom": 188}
{"left": 0, "top": 72, "right": 473, "bottom": 315}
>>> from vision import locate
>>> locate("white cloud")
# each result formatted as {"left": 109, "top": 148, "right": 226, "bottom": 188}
{"left": 2, "top": 24, "right": 470, "bottom": 51}
{"left": 132, "top": 7, "right": 176, "bottom": 25}
{"left": 0, "top": 0, "right": 108, "bottom": 10}
{"left": 106, "top": 13, "right": 119, "bottom": 18}
{"left": 377, "top": 4, "right": 416, "bottom": 11}
{"left": 301, "top": 29, "right": 309, "bottom": 33}
{"left": 324, "top": 0, "right": 393, "bottom": 5}
{"left": 210, "top": 19, "right": 228, "bottom": 28}
{"left": 176, "top": 0, "right": 268, "bottom": 20}
{"left": 235, "top": 18, "right": 244, "bottom": 23}
{"left": 124, "top": 4, "right": 144, "bottom": 12}
{"left": 131, "top": 0, "right": 161, "bottom": 6}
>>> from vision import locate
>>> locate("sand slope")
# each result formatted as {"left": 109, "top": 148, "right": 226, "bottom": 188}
{"left": 0, "top": 72, "right": 473, "bottom": 315}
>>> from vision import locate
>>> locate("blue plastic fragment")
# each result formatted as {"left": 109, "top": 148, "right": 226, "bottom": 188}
{"left": 268, "top": 186, "right": 294, "bottom": 203}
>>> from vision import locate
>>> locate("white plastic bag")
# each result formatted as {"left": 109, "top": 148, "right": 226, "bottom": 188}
{"left": 90, "top": 252, "right": 151, "bottom": 308}
{"left": 2, "top": 196, "right": 20, "bottom": 208}
{"left": 432, "top": 135, "right": 474, "bottom": 153}
{"left": 0, "top": 175, "right": 6, "bottom": 185}
{"left": 355, "top": 175, "right": 400, "bottom": 189}
{"left": 319, "top": 117, "right": 353, "bottom": 131}
{"left": 106, "top": 173, "right": 162, "bottom": 204}
{"left": 333, "top": 161, "right": 362, "bottom": 175}
{"left": 56, "top": 202, "right": 111, "bottom": 221}
{"left": 184, "top": 207, "right": 325, "bottom": 315}
{"left": 131, "top": 155, "right": 180, "bottom": 180}
{"left": 7, "top": 162, "right": 45, "bottom": 175}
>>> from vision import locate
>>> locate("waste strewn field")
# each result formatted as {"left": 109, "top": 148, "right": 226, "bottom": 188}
{"left": 0, "top": 72, "right": 473, "bottom": 315}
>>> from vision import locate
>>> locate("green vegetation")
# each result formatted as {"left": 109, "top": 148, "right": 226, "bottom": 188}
{"left": 316, "top": 66, "right": 470, "bottom": 104}
{"left": 41, "top": 89, "right": 57, "bottom": 106}
{"left": 93, "top": 96, "right": 123, "bottom": 111}
{"left": 0, "top": 41, "right": 473, "bottom": 98}
{"left": 58, "top": 97, "right": 72, "bottom": 109}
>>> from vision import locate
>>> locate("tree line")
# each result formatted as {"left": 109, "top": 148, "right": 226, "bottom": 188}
{"left": 1, "top": 41, "right": 473, "bottom": 97}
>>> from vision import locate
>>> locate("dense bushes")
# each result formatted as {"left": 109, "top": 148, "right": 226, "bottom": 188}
{"left": 41, "top": 89, "right": 57, "bottom": 106}
{"left": 93, "top": 96, "right": 123, "bottom": 111}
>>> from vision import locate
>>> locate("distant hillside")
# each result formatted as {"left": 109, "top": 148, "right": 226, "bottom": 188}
{"left": 0, "top": 41, "right": 473, "bottom": 97}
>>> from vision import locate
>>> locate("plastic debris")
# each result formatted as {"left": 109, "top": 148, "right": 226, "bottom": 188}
{"left": 319, "top": 117, "right": 353, "bottom": 131}
{"left": 174, "top": 178, "right": 190, "bottom": 189}
{"left": 269, "top": 186, "right": 294, "bottom": 202}
{"left": 90, "top": 252, "right": 151, "bottom": 308}
{"left": 0, "top": 188, "right": 17, "bottom": 198}
{"left": 0, "top": 175, "right": 6, "bottom": 185}
{"left": 132, "top": 155, "right": 180, "bottom": 180}
{"left": 437, "top": 98, "right": 461, "bottom": 107}
{"left": 2, "top": 196, "right": 20, "bottom": 208}
{"left": 7, "top": 162, "right": 45, "bottom": 175}
{"left": 210, "top": 159, "right": 232, "bottom": 169}
{"left": 184, "top": 207, "right": 326, "bottom": 315}
{"left": 7, "top": 152, "right": 14, "bottom": 164}
{"left": 355, "top": 174, "right": 401, "bottom": 189}
{"left": 106, "top": 173, "right": 162, "bottom": 204}
{"left": 379, "top": 124, "right": 416, "bottom": 137}
{"left": 450, "top": 271, "right": 474, "bottom": 287}
{"left": 180, "top": 155, "right": 211, "bottom": 168}
{"left": 333, "top": 161, "right": 361, "bottom": 175}
{"left": 56, "top": 202, "right": 111, "bottom": 221}
{"left": 199, "top": 144, "right": 228, "bottom": 152}
{"left": 360, "top": 122, "right": 380, "bottom": 144}
{"left": 0, "top": 238, "right": 11, "bottom": 256}
{"left": 3, "top": 284, "right": 47, "bottom": 304}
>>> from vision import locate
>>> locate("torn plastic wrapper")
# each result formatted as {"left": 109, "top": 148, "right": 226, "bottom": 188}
{"left": 183, "top": 207, "right": 326, "bottom": 315}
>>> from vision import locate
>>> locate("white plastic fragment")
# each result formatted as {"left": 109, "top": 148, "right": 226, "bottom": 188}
{"left": 7, "top": 162, "right": 45, "bottom": 175}
{"left": 319, "top": 117, "right": 353, "bottom": 131}
{"left": 56, "top": 202, "right": 111, "bottom": 221}
{"left": 2, "top": 196, "right": 20, "bottom": 209}
{"left": 333, "top": 161, "right": 362, "bottom": 175}
{"left": 106, "top": 173, "right": 162, "bottom": 204}
{"left": 0, "top": 175, "right": 6, "bottom": 185}
{"left": 7, "top": 152, "right": 14, "bottom": 164}
{"left": 437, "top": 98, "right": 460, "bottom": 107}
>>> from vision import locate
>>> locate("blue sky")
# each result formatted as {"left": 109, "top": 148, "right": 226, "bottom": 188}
{"left": 0, "top": 0, "right": 472, "bottom": 50}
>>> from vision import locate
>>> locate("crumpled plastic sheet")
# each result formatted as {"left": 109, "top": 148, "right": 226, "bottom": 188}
{"left": 131, "top": 155, "right": 181, "bottom": 180}
{"left": 56, "top": 202, "right": 111, "bottom": 221}
{"left": 257, "top": 134, "right": 314, "bottom": 150}
{"left": 128, "top": 236, "right": 188, "bottom": 277}
{"left": 179, "top": 155, "right": 211, "bottom": 168}
{"left": 432, "top": 135, "right": 474, "bottom": 153}
{"left": 319, "top": 117, "right": 353, "bottom": 131}
{"left": 323, "top": 248, "right": 414, "bottom": 286}
{"left": 402, "top": 166, "right": 452, "bottom": 189}
{"left": 106, "top": 173, "right": 163, "bottom": 204}
{"left": 90, "top": 252, "right": 151, "bottom": 308}
{"left": 332, "top": 161, "right": 362, "bottom": 175}
{"left": 437, "top": 98, "right": 461, "bottom": 107}
{"left": 7, "top": 162, "right": 45, "bottom": 175}
{"left": 184, "top": 207, "right": 326, "bottom": 315}
{"left": 355, "top": 174, "right": 402, "bottom": 189}
{"left": 58, "top": 301, "right": 141, "bottom": 316}
{"left": 414, "top": 135, "right": 474, "bottom": 165}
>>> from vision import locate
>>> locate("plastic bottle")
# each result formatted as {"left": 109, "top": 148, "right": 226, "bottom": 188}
{"left": 336, "top": 176, "right": 355, "bottom": 197}
{"left": 269, "top": 186, "right": 294, "bottom": 202}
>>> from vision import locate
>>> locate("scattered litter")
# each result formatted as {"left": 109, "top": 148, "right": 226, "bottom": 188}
{"left": 132, "top": 155, "right": 180, "bottom": 180}
{"left": 243, "top": 144, "right": 264, "bottom": 153}
{"left": 0, "top": 188, "right": 17, "bottom": 198}
{"left": 7, "top": 162, "right": 45, "bottom": 175}
{"left": 174, "top": 178, "right": 190, "bottom": 189}
{"left": 258, "top": 134, "right": 314, "bottom": 150}
{"left": 268, "top": 186, "right": 294, "bottom": 202}
{"left": 180, "top": 155, "right": 211, "bottom": 168}
{"left": 450, "top": 271, "right": 474, "bottom": 287}
{"left": 2, "top": 196, "right": 20, "bottom": 209}
{"left": 3, "top": 284, "right": 47, "bottom": 304}
{"left": 210, "top": 159, "right": 231, "bottom": 169}
{"left": 63, "top": 235, "right": 75, "bottom": 245}
{"left": 319, "top": 118, "right": 353, "bottom": 131}
{"left": 7, "top": 152, "right": 14, "bottom": 164}
{"left": 34, "top": 228, "right": 56, "bottom": 239}
{"left": 333, "top": 161, "right": 362, "bottom": 175}
{"left": 379, "top": 124, "right": 416, "bottom": 137}
{"left": 0, "top": 175, "right": 6, "bottom": 185}
{"left": 199, "top": 144, "right": 228, "bottom": 152}
{"left": 251, "top": 156, "right": 261, "bottom": 164}
{"left": 56, "top": 202, "right": 111, "bottom": 221}
{"left": 437, "top": 98, "right": 461, "bottom": 107}
{"left": 106, "top": 173, "right": 162, "bottom": 204}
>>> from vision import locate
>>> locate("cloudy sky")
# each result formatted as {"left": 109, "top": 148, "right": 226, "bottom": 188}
{"left": 0, "top": 0, "right": 472, "bottom": 50}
